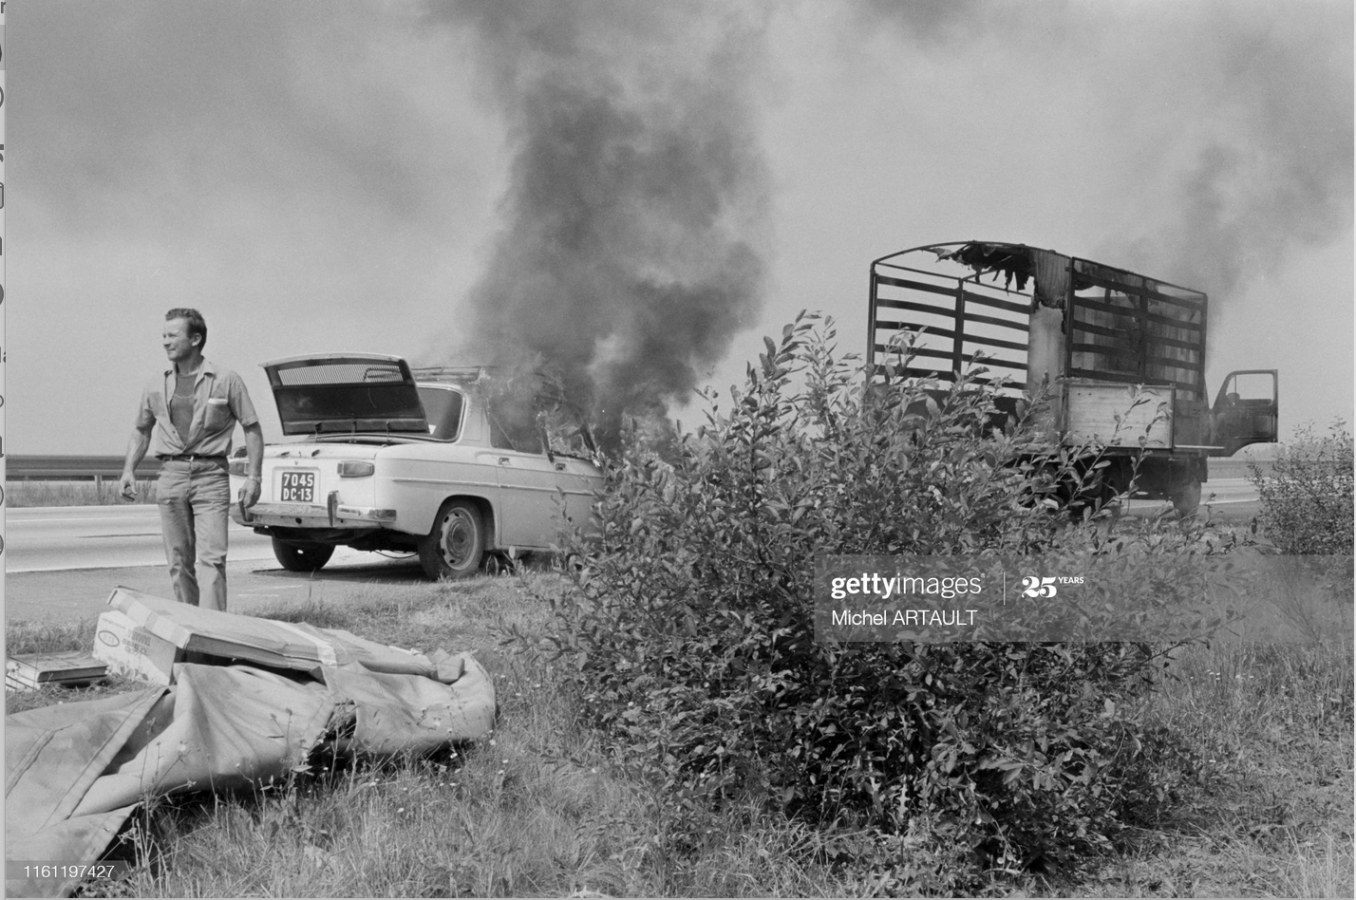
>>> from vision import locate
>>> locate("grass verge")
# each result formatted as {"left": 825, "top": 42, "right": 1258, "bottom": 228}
{"left": 6, "top": 563, "right": 1352, "bottom": 897}
{"left": 5, "top": 480, "right": 158, "bottom": 507}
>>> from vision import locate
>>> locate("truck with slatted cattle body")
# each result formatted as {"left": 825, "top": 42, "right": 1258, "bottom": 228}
{"left": 868, "top": 241, "right": 1278, "bottom": 514}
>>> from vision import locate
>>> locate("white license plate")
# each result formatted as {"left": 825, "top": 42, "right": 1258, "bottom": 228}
{"left": 279, "top": 470, "right": 317, "bottom": 503}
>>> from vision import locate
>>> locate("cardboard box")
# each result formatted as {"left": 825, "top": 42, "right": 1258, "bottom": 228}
{"left": 6, "top": 651, "right": 108, "bottom": 689}
{"left": 105, "top": 586, "right": 436, "bottom": 677}
{"left": 92, "top": 609, "right": 181, "bottom": 685}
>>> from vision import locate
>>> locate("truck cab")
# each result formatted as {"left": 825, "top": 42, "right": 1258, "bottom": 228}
{"left": 1210, "top": 369, "right": 1280, "bottom": 458}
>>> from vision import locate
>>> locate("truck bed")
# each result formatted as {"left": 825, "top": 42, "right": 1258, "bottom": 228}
{"left": 868, "top": 241, "right": 1208, "bottom": 404}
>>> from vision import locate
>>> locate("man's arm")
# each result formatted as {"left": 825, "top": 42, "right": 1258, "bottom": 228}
{"left": 119, "top": 428, "right": 152, "bottom": 500}
{"left": 238, "top": 422, "right": 265, "bottom": 508}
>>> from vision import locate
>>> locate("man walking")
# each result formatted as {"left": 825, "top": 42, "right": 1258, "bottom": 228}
{"left": 119, "top": 308, "right": 264, "bottom": 611}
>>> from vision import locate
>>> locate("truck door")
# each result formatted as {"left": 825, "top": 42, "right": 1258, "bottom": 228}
{"left": 1210, "top": 370, "right": 1278, "bottom": 457}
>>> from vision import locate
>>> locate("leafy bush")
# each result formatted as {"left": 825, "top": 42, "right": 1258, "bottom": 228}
{"left": 1249, "top": 421, "right": 1354, "bottom": 555}
{"left": 545, "top": 314, "right": 1220, "bottom": 882}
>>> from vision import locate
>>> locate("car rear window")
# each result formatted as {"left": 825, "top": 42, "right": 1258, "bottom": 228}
{"left": 417, "top": 386, "right": 465, "bottom": 441}
{"left": 267, "top": 356, "right": 428, "bottom": 435}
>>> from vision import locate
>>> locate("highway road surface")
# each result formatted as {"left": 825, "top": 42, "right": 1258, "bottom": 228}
{"left": 6, "top": 505, "right": 275, "bottom": 573}
{"left": 3, "top": 505, "right": 429, "bottom": 623}
{"left": 4, "top": 504, "right": 424, "bottom": 573}
{"left": 4, "top": 477, "right": 1263, "bottom": 571}
{"left": 1125, "top": 476, "right": 1262, "bottom": 521}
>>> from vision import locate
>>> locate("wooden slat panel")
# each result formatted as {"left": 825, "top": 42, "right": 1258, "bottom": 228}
{"left": 960, "top": 290, "right": 1031, "bottom": 316}
{"left": 1142, "top": 310, "right": 1204, "bottom": 331}
{"left": 872, "top": 363, "right": 1028, "bottom": 390}
{"left": 1072, "top": 273, "right": 1206, "bottom": 309}
{"left": 961, "top": 335, "right": 1030, "bottom": 354}
{"left": 874, "top": 345, "right": 1026, "bottom": 370}
{"left": 876, "top": 324, "right": 1028, "bottom": 356}
{"left": 958, "top": 309, "right": 1029, "bottom": 333}
{"left": 1072, "top": 295, "right": 1140, "bottom": 319}
{"left": 874, "top": 275, "right": 957, "bottom": 297}
{"left": 1143, "top": 351, "right": 1205, "bottom": 372}
{"left": 1069, "top": 342, "right": 1141, "bottom": 363}
{"left": 1065, "top": 382, "right": 1175, "bottom": 449}
{"left": 877, "top": 322, "right": 959, "bottom": 342}
{"left": 1066, "top": 369, "right": 1147, "bottom": 385}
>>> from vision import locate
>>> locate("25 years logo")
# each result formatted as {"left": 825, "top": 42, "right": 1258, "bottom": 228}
{"left": 1021, "top": 576, "right": 1057, "bottom": 598}
{"left": 1020, "top": 575, "right": 1085, "bottom": 599}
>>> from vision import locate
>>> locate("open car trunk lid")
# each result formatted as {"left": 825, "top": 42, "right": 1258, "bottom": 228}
{"left": 263, "top": 353, "right": 430, "bottom": 436}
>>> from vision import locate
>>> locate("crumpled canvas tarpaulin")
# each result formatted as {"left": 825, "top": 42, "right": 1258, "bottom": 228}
{"left": 6, "top": 598, "right": 496, "bottom": 898}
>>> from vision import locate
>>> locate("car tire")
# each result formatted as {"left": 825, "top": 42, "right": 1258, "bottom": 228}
{"left": 271, "top": 537, "right": 336, "bottom": 572}
{"left": 418, "top": 499, "right": 485, "bottom": 580}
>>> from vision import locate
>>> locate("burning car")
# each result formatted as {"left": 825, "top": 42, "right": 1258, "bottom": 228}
{"left": 229, "top": 354, "right": 602, "bottom": 579}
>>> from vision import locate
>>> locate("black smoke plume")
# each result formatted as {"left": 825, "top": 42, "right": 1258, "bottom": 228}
{"left": 427, "top": 1, "right": 772, "bottom": 451}
{"left": 1117, "top": 5, "right": 1353, "bottom": 307}
{"left": 860, "top": 1, "right": 1352, "bottom": 305}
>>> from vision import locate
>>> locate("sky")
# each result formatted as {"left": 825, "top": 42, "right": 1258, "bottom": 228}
{"left": 6, "top": 0, "right": 1352, "bottom": 456}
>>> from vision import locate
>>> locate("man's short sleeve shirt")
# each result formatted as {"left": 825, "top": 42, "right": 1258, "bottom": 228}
{"left": 134, "top": 359, "right": 260, "bottom": 458}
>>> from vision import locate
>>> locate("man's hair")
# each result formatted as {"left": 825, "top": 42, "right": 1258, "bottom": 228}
{"left": 165, "top": 308, "right": 207, "bottom": 350}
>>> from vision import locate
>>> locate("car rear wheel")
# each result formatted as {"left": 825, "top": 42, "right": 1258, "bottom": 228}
{"left": 418, "top": 499, "right": 485, "bottom": 580}
{"left": 271, "top": 537, "right": 336, "bottom": 572}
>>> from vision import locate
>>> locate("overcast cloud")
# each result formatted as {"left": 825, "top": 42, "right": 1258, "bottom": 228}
{"left": 7, "top": 0, "right": 1351, "bottom": 454}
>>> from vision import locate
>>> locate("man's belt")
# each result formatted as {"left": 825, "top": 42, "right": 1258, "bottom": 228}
{"left": 157, "top": 454, "right": 226, "bottom": 462}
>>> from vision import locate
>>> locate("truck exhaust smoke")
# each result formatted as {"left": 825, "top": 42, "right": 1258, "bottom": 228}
{"left": 427, "top": 1, "right": 772, "bottom": 451}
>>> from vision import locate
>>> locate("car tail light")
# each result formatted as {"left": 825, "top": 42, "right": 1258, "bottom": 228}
{"left": 228, "top": 459, "right": 249, "bottom": 477}
{"left": 338, "top": 461, "right": 376, "bottom": 478}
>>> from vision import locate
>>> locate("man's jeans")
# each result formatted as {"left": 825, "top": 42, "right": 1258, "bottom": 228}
{"left": 156, "top": 459, "right": 231, "bottom": 611}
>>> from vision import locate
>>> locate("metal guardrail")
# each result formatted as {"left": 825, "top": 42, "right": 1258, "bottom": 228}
{"left": 5, "top": 455, "right": 161, "bottom": 482}
{"left": 3, "top": 454, "right": 1272, "bottom": 483}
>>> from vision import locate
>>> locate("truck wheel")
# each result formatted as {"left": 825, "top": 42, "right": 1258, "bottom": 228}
{"left": 418, "top": 499, "right": 485, "bottom": 580}
{"left": 1170, "top": 477, "right": 1202, "bottom": 518}
{"left": 272, "top": 537, "right": 336, "bottom": 572}
{"left": 1080, "top": 472, "right": 1125, "bottom": 527}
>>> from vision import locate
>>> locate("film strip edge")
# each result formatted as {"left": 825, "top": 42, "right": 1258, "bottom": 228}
{"left": 2, "top": 2, "right": 9, "bottom": 588}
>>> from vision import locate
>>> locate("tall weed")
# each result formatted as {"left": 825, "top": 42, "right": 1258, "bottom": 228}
{"left": 1249, "top": 421, "right": 1353, "bottom": 555}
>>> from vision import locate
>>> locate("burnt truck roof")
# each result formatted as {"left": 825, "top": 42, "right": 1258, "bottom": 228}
{"left": 868, "top": 241, "right": 1209, "bottom": 399}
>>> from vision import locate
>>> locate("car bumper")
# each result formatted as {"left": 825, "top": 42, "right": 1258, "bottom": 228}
{"left": 232, "top": 501, "right": 399, "bottom": 530}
